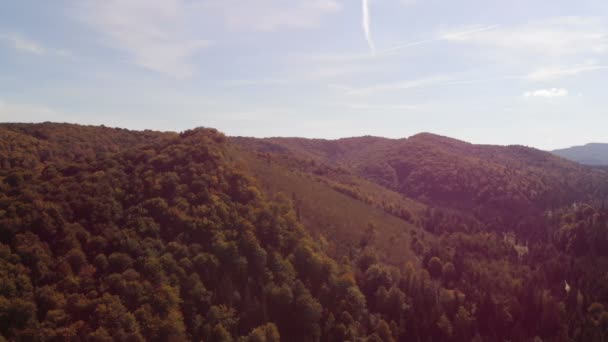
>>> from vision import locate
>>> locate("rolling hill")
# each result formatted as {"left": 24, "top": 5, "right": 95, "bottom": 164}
{"left": 553, "top": 143, "right": 608, "bottom": 166}
{"left": 2, "top": 123, "right": 608, "bottom": 341}
{"left": 235, "top": 133, "right": 608, "bottom": 240}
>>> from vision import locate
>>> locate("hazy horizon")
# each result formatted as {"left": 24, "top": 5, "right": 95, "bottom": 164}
{"left": 4, "top": 120, "right": 608, "bottom": 151}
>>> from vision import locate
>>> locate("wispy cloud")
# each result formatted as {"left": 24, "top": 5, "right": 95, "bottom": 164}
{"left": 331, "top": 73, "right": 527, "bottom": 97}
{"left": 441, "top": 17, "right": 608, "bottom": 57}
{"left": 313, "top": 17, "right": 602, "bottom": 61}
{"left": 378, "top": 38, "right": 436, "bottom": 55}
{"left": 301, "top": 24, "right": 501, "bottom": 61}
{"left": 77, "top": 0, "right": 212, "bottom": 78}
{"left": 208, "top": 0, "right": 341, "bottom": 31}
{"left": 77, "top": 0, "right": 341, "bottom": 78}
{"left": 527, "top": 61, "right": 608, "bottom": 81}
{"left": 337, "top": 75, "right": 453, "bottom": 96}
{"left": 362, "top": 0, "right": 375, "bottom": 55}
{"left": 220, "top": 78, "right": 290, "bottom": 87}
{"left": 312, "top": 64, "right": 384, "bottom": 79}
{"left": 0, "top": 32, "right": 70, "bottom": 56}
{"left": 524, "top": 88, "right": 569, "bottom": 98}
{"left": 221, "top": 64, "right": 382, "bottom": 87}
{"left": 329, "top": 101, "right": 422, "bottom": 111}
{"left": 377, "top": 24, "right": 500, "bottom": 56}
{"left": 437, "top": 24, "right": 502, "bottom": 42}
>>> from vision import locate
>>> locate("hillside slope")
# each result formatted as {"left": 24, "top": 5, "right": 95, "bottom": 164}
{"left": 236, "top": 133, "right": 608, "bottom": 239}
{"left": 2, "top": 123, "right": 608, "bottom": 341}
{"left": 0, "top": 122, "right": 172, "bottom": 169}
{"left": 553, "top": 143, "right": 608, "bottom": 166}
{"left": 0, "top": 124, "right": 377, "bottom": 341}
{"left": 231, "top": 146, "right": 431, "bottom": 266}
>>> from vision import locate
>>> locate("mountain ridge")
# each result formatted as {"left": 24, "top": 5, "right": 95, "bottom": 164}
{"left": 2, "top": 122, "right": 608, "bottom": 341}
{"left": 235, "top": 132, "right": 608, "bottom": 240}
{"left": 553, "top": 142, "right": 608, "bottom": 166}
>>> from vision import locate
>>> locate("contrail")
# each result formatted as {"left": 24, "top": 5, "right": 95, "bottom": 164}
{"left": 377, "top": 38, "right": 436, "bottom": 56}
{"left": 362, "top": 0, "right": 375, "bottom": 55}
{"left": 439, "top": 24, "right": 501, "bottom": 40}
{"left": 377, "top": 24, "right": 501, "bottom": 56}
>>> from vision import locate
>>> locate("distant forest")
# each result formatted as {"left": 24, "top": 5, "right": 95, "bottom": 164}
{"left": 553, "top": 143, "right": 608, "bottom": 166}
{"left": 1, "top": 123, "right": 608, "bottom": 341}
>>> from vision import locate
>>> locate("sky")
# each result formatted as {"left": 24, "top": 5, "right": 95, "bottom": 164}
{"left": 0, "top": 0, "right": 607, "bottom": 150}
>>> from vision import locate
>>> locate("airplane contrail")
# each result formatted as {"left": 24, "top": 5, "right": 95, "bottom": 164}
{"left": 362, "top": 0, "right": 375, "bottom": 55}
{"left": 377, "top": 24, "right": 501, "bottom": 56}
{"left": 360, "top": 3, "right": 499, "bottom": 58}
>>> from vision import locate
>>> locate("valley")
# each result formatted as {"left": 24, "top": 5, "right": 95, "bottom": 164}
{"left": 1, "top": 123, "right": 608, "bottom": 341}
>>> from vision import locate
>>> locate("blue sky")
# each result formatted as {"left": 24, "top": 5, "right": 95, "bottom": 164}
{"left": 0, "top": 0, "right": 607, "bottom": 149}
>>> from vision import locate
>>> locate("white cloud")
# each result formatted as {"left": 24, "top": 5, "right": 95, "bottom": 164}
{"left": 77, "top": 0, "right": 212, "bottom": 78}
{"left": 527, "top": 61, "right": 608, "bottom": 81}
{"left": 440, "top": 17, "right": 608, "bottom": 57}
{"left": 524, "top": 88, "right": 569, "bottom": 98}
{"left": 207, "top": 0, "right": 341, "bottom": 31}
{"left": 362, "top": 0, "right": 375, "bottom": 55}
{"left": 77, "top": 0, "right": 341, "bottom": 77}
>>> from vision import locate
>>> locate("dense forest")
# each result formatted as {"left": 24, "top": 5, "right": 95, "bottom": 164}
{"left": 1, "top": 123, "right": 608, "bottom": 341}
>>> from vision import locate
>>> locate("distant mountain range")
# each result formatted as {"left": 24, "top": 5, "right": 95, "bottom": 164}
{"left": 553, "top": 143, "right": 608, "bottom": 165}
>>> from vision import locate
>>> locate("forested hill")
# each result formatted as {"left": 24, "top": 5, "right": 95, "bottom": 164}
{"left": 2, "top": 123, "right": 608, "bottom": 341}
{"left": 236, "top": 133, "right": 608, "bottom": 239}
{"left": 0, "top": 123, "right": 172, "bottom": 167}
{"left": 553, "top": 143, "right": 608, "bottom": 166}
{"left": 0, "top": 123, "right": 376, "bottom": 341}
